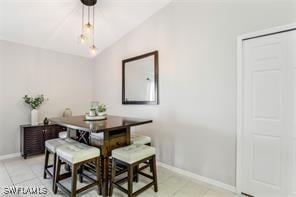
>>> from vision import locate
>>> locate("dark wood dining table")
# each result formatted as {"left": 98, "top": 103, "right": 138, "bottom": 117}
{"left": 49, "top": 115, "right": 152, "bottom": 197}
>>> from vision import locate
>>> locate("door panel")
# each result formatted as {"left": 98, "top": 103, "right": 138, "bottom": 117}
{"left": 252, "top": 70, "right": 281, "bottom": 120}
{"left": 242, "top": 32, "right": 288, "bottom": 197}
{"left": 251, "top": 135, "right": 281, "bottom": 187}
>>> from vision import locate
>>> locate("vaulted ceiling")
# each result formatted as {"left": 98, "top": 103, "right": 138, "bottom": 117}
{"left": 0, "top": 0, "right": 172, "bottom": 58}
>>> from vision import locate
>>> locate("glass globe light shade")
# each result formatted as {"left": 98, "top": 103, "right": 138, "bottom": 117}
{"left": 80, "top": 34, "right": 87, "bottom": 44}
{"left": 83, "top": 23, "right": 93, "bottom": 35}
{"left": 90, "top": 45, "right": 97, "bottom": 56}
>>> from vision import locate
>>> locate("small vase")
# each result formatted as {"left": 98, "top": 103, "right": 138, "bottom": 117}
{"left": 43, "top": 117, "right": 49, "bottom": 125}
{"left": 89, "top": 110, "right": 96, "bottom": 117}
{"left": 31, "top": 109, "right": 38, "bottom": 125}
{"left": 63, "top": 108, "right": 72, "bottom": 117}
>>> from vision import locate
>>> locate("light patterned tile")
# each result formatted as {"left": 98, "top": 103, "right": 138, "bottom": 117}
{"left": 4, "top": 158, "right": 32, "bottom": 177}
{"left": 39, "top": 177, "right": 53, "bottom": 191}
{"left": 0, "top": 172, "right": 12, "bottom": 185}
{"left": 0, "top": 162, "right": 12, "bottom": 182}
{"left": 204, "top": 188, "right": 237, "bottom": 197}
{"left": 10, "top": 171, "right": 37, "bottom": 185}
{"left": 14, "top": 178, "right": 50, "bottom": 197}
{"left": 30, "top": 163, "right": 44, "bottom": 178}
{"left": 173, "top": 181, "right": 209, "bottom": 197}
{"left": 156, "top": 166, "right": 174, "bottom": 184}
{"left": 49, "top": 190, "right": 67, "bottom": 197}
{"left": 0, "top": 173, "right": 14, "bottom": 196}
{"left": 144, "top": 184, "right": 175, "bottom": 197}
{"left": 159, "top": 173, "right": 189, "bottom": 191}
{"left": 113, "top": 189, "right": 126, "bottom": 197}
{"left": 81, "top": 188, "right": 102, "bottom": 197}
{"left": 0, "top": 155, "right": 239, "bottom": 197}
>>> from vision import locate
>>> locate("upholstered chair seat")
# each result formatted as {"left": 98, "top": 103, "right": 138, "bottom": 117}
{"left": 45, "top": 138, "right": 77, "bottom": 153}
{"left": 58, "top": 131, "right": 68, "bottom": 139}
{"left": 56, "top": 142, "right": 100, "bottom": 164}
{"left": 90, "top": 133, "right": 104, "bottom": 140}
{"left": 112, "top": 144, "right": 155, "bottom": 164}
{"left": 131, "top": 135, "right": 151, "bottom": 145}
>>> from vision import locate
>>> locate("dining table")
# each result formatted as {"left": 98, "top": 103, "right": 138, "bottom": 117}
{"left": 49, "top": 115, "right": 153, "bottom": 197}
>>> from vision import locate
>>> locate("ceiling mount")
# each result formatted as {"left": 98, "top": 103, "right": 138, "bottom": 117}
{"left": 80, "top": 0, "right": 97, "bottom": 6}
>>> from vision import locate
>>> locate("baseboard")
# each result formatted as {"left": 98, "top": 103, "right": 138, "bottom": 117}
{"left": 0, "top": 152, "right": 21, "bottom": 161}
{"left": 157, "top": 162, "right": 237, "bottom": 193}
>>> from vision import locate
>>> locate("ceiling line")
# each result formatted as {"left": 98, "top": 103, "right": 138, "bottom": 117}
{"left": 42, "top": 2, "right": 80, "bottom": 48}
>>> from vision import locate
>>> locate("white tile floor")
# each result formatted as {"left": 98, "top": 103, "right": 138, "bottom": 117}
{"left": 0, "top": 155, "right": 241, "bottom": 197}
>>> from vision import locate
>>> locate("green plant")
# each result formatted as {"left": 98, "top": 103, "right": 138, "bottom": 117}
{"left": 23, "top": 94, "right": 45, "bottom": 110}
{"left": 98, "top": 104, "right": 106, "bottom": 113}
{"left": 90, "top": 107, "right": 97, "bottom": 111}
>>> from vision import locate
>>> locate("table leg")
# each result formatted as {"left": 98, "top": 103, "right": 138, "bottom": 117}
{"left": 102, "top": 156, "right": 109, "bottom": 197}
{"left": 67, "top": 128, "right": 70, "bottom": 138}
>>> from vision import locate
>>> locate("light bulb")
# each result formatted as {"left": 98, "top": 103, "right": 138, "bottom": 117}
{"left": 80, "top": 34, "right": 87, "bottom": 44}
{"left": 90, "top": 45, "right": 97, "bottom": 56}
{"left": 83, "top": 23, "right": 93, "bottom": 35}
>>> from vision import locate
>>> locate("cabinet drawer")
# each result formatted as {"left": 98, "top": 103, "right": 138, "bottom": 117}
{"left": 109, "top": 136, "right": 128, "bottom": 151}
{"left": 23, "top": 127, "right": 44, "bottom": 154}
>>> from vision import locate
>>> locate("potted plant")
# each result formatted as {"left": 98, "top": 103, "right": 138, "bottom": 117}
{"left": 23, "top": 94, "right": 46, "bottom": 125}
{"left": 97, "top": 104, "right": 107, "bottom": 116}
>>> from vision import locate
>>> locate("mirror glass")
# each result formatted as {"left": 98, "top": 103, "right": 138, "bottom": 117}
{"left": 123, "top": 51, "right": 159, "bottom": 105}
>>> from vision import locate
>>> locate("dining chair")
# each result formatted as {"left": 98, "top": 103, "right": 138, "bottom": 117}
{"left": 58, "top": 131, "right": 68, "bottom": 139}
{"left": 110, "top": 144, "right": 158, "bottom": 197}
{"left": 43, "top": 138, "right": 77, "bottom": 192}
{"left": 54, "top": 142, "right": 102, "bottom": 197}
{"left": 131, "top": 135, "right": 151, "bottom": 145}
{"left": 131, "top": 135, "right": 153, "bottom": 178}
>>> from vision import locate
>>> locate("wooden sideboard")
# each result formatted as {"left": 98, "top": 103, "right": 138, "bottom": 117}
{"left": 20, "top": 123, "right": 66, "bottom": 159}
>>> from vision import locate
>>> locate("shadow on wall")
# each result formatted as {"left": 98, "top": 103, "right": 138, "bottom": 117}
{"left": 134, "top": 119, "right": 236, "bottom": 185}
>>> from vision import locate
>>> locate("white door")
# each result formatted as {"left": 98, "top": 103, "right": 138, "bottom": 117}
{"left": 241, "top": 29, "right": 296, "bottom": 197}
{"left": 288, "top": 30, "right": 296, "bottom": 197}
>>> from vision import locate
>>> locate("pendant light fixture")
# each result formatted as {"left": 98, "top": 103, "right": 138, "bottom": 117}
{"left": 80, "top": 5, "right": 87, "bottom": 44}
{"left": 80, "top": 0, "right": 97, "bottom": 56}
{"left": 89, "top": 6, "right": 97, "bottom": 55}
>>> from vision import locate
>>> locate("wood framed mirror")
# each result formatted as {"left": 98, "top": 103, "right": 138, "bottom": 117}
{"left": 122, "top": 51, "right": 159, "bottom": 105}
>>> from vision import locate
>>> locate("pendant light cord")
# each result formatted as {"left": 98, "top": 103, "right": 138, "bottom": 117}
{"left": 81, "top": 5, "right": 84, "bottom": 31}
{"left": 93, "top": 5, "right": 95, "bottom": 44}
{"left": 88, "top": 6, "right": 90, "bottom": 23}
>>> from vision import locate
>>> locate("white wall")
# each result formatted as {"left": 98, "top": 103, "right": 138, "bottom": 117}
{"left": 93, "top": 0, "right": 296, "bottom": 186}
{"left": 0, "top": 40, "right": 93, "bottom": 156}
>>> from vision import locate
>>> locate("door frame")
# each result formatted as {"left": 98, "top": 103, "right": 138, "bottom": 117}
{"left": 236, "top": 23, "right": 296, "bottom": 194}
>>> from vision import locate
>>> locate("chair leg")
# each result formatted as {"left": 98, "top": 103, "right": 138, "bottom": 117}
{"left": 96, "top": 157, "right": 102, "bottom": 195}
{"left": 54, "top": 156, "right": 62, "bottom": 194}
{"left": 71, "top": 164, "right": 78, "bottom": 197}
{"left": 43, "top": 149, "right": 49, "bottom": 179}
{"left": 64, "top": 164, "right": 70, "bottom": 172}
{"left": 146, "top": 143, "right": 153, "bottom": 173}
{"left": 52, "top": 153, "right": 57, "bottom": 192}
{"left": 151, "top": 156, "right": 158, "bottom": 192}
{"left": 109, "top": 158, "right": 116, "bottom": 196}
{"left": 128, "top": 164, "right": 134, "bottom": 197}
{"left": 134, "top": 165, "right": 139, "bottom": 182}
{"left": 79, "top": 165, "right": 84, "bottom": 183}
